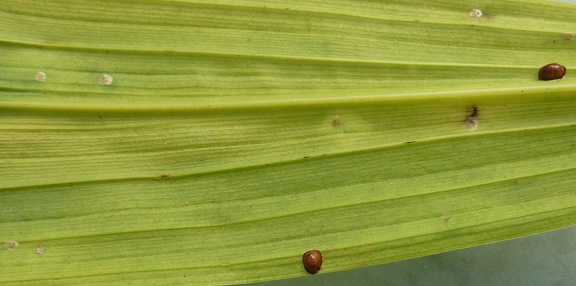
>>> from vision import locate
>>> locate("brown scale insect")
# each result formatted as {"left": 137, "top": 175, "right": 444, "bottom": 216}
{"left": 538, "top": 63, "right": 566, "bottom": 81}
{"left": 302, "top": 250, "right": 323, "bottom": 274}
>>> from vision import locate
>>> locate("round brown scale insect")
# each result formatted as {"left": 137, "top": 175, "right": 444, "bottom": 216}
{"left": 538, "top": 63, "right": 566, "bottom": 81}
{"left": 302, "top": 250, "right": 323, "bottom": 274}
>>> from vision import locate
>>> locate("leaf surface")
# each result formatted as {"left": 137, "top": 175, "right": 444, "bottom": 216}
{"left": 1, "top": 0, "right": 575, "bottom": 285}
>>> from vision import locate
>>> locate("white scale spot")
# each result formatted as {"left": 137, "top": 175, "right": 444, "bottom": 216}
{"left": 37, "top": 245, "right": 46, "bottom": 255}
{"left": 99, "top": 74, "right": 113, "bottom": 86}
{"left": 464, "top": 116, "right": 479, "bottom": 131}
{"left": 35, "top": 71, "right": 47, "bottom": 82}
{"left": 470, "top": 9, "right": 483, "bottom": 18}
{"left": 5, "top": 241, "right": 19, "bottom": 251}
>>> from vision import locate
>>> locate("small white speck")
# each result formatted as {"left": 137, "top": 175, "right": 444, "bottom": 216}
{"left": 464, "top": 116, "right": 479, "bottom": 131}
{"left": 5, "top": 241, "right": 19, "bottom": 251}
{"left": 37, "top": 245, "right": 45, "bottom": 255}
{"left": 470, "top": 9, "right": 482, "bottom": 18}
{"left": 99, "top": 74, "right": 113, "bottom": 86}
{"left": 35, "top": 71, "right": 46, "bottom": 82}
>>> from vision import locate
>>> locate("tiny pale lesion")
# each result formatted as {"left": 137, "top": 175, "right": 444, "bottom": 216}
{"left": 331, "top": 116, "right": 342, "bottom": 126}
{"left": 463, "top": 106, "right": 479, "bottom": 131}
{"left": 37, "top": 245, "right": 46, "bottom": 255}
{"left": 5, "top": 241, "right": 19, "bottom": 251}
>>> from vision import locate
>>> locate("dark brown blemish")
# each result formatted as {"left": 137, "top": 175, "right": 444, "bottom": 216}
{"left": 443, "top": 216, "right": 452, "bottom": 230}
{"left": 470, "top": 106, "right": 478, "bottom": 117}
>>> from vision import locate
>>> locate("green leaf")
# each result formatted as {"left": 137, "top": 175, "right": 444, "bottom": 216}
{"left": 1, "top": 0, "right": 575, "bottom": 285}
